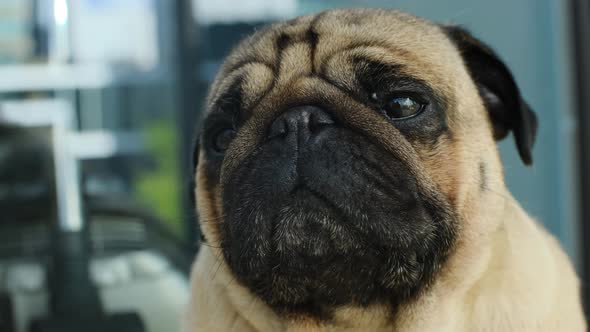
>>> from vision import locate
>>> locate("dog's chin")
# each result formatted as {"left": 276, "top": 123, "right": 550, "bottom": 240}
{"left": 219, "top": 130, "right": 456, "bottom": 318}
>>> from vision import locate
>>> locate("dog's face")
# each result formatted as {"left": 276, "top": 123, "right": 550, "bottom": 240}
{"left": 193, "top": 9, "right": 537, "bottom": 320}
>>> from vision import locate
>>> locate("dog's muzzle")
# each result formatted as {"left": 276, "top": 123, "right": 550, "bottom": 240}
{"left": 219, "top": 104, "right": 454, "bottom": 314}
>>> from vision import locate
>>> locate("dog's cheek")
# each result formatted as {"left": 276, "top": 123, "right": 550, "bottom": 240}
{"left": 196, "top": 160, "right": 225, "bottom": 246}
{"left": 415, "top": 135, "right": 462, "bottom": 207}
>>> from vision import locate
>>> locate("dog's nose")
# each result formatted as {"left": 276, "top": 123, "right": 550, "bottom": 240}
{"left": 267, "top": 106, "right": 335, "bottom": 140}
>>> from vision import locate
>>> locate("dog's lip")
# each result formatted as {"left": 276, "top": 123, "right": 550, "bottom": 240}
{"left": 289, "top": 182, "right": 316, "bottom": 196}
{"left": 272, "top": 184, "right": 386, "bottom": 253}
{"left": 283, "top": 183, "right": 335, "bottom": 215}
{"left": 288, "top": 182, "right": 337, "bottom": 209}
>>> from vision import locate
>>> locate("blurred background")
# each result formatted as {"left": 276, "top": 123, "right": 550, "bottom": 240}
{"left": 0, "top": 0, "right": 588, "bottom": 331}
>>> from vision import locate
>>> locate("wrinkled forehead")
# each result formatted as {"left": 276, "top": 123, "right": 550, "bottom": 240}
{"left": 206, "top": 9, "right": 464, "bottom": 112}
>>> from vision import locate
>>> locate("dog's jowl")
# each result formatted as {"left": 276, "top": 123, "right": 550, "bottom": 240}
{"left": 185, "top": 9, "right": 585, "bottom": 332}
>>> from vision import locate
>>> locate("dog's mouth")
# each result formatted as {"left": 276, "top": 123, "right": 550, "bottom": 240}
{"left": 269, "top": 183, "right": 383, "bottom": 262}
{"left": 219, "top": 126, "right": 456, "bottom": 317}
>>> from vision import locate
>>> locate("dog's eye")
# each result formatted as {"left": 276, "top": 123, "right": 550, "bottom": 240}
{"left": 383, "top": 96, "right": 424, "bottom": 119}
{"left": 371, "top": 93, "right": 425, "bottom": 120}
{"left": 213, "top": 128, "right": 236, "bottom": 152}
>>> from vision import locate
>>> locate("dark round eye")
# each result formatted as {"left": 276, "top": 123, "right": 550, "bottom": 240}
{"left": 213, "top": 128, "right": 236, "bottom": 152}
{"left": 380, "top": 95, "right": 425, "bottom": 120}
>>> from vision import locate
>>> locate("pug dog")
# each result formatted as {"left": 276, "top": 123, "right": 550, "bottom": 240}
{"left": 185, "top": 8, "right": 586, "bottom": 332}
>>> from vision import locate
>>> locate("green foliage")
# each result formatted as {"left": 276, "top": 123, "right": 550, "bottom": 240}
{"left": 135, "top": 120, "right": 183, "bottom": 238}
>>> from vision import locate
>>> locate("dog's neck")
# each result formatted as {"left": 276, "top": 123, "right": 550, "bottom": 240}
{"left": 185, "top": 193, "right": 555, "bottom": 332}
{"left": 186, "top": 245, "right": 396, "bottom": 332}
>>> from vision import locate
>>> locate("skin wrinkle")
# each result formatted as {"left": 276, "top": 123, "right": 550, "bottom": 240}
{"left": 212, "top": 44, "right": 455, "bottom": 132}
{"left": 319, "top": 43, "right": 406, "bottom": 75}
{"left": 224, "top": 60, "right": 275, "bottom": 81}
{"left": 307, "top": 29, "right": 319, "bottom": 74}
{"left": 306, "top": 11, "right": 328, "bottom": 74}
{"left": 479, "top": 161, "right": 487, "bottom": 191}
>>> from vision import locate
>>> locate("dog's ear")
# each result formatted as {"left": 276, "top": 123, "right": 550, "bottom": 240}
{"left": 443, "top": 25, "right": 537, "bottom": 165}
{"left": 189, "top": 137, "right": 200, "bottom": 213}
{"left": 190, "top": 137, "right": 207, "bottom": 243}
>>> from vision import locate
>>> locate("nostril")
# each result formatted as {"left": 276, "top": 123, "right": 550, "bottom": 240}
{"left": 267, "top": 106, "right": 335, "bottom": 140}
{"left": 309, "top": 110, "right": 335, "bottom": 133}
{"left": 268, "top": 117, "right": 288, "bottom": 139}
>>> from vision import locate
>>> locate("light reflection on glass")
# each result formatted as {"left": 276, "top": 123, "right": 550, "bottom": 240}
{"left": 54, "top": 0, "right": 69, "bottom": 26}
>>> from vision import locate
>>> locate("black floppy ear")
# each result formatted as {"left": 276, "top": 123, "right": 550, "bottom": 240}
{"left": 443, "top": 26, "right": 538, "bottom": 165}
